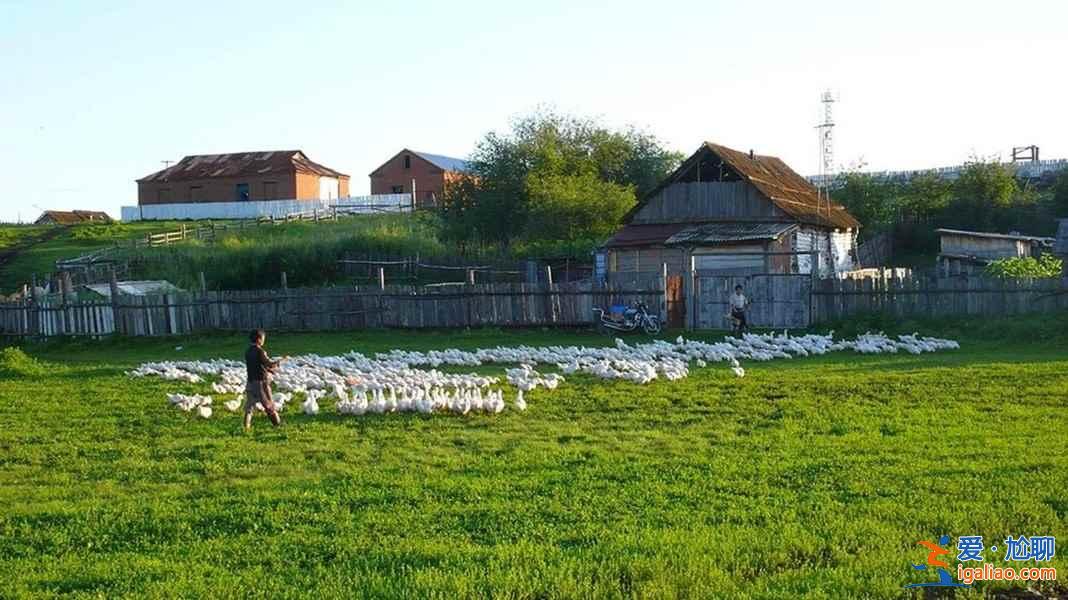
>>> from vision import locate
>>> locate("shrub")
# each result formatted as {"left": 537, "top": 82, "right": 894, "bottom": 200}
{"left": 984, "top": 253, "right": 1063, "bottom": 279}
{"left": 0, "top": 347, "right": 47, "bottom": 377}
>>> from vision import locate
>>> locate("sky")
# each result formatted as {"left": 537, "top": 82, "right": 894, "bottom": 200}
{"left": 1, "top": 0, "right": 1065, "bottom": 222}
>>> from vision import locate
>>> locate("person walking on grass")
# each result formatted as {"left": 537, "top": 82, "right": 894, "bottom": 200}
{"left": 244, "top": 328, "right": 288, "bottom": 431}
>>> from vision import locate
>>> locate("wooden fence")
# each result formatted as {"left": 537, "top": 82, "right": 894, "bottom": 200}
{"left": 0, "top": 281, "right": 664, "bottom": 338}
{"left": 812, "top": 276, "right": 1068, "bottom": 322}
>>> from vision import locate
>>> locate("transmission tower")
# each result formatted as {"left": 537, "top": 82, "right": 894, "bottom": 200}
{"left": 814, "top": 90, "right": 836, "bottom": 214}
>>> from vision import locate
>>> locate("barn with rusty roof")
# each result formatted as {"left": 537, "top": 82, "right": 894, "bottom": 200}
{"left": 137, "top": 150, "right": 349, "bottom": 206}
{"left": 601, "top": 142, "right": 861, "bottom": 280}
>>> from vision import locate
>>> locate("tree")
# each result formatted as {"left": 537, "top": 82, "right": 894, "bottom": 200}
{"left": 1051, "top": 167, "right": 1068, "bottom": 218}
{"left": 831, "top": 172, "right": 900, "bottom": 236}
{"left": 439, "top": 109, "right": 682, "bottom": 254}
{"left": 950, "top": 157, "right": 1022, "bottom": 231}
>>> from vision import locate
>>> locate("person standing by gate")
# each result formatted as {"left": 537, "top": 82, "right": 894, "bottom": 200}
{"left": 729, "top": 284, "right": 750, "bottom": 334}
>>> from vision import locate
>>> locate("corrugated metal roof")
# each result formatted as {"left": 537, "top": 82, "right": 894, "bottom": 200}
{"left": 629, "top": 142, "right": 860, "bottom": 230}
{"left": 1055, "top": 219, "right": 1068, "bottom": 255}
{"left": 82, "top": 280, "right": 181, "bottom": 297}
{"left": 138, "top": 150, "right": 348, "bottom": 183}
{"left": 935, "top": 228, "right": 1054, "bottom": 243}
{"left": 665, "top": 222, "right": 798, "bottom": 245}
{"left": 412, "top": 151, "right": 470, "bottom": 173}
{"left": 602, "top": 223, "right": 689, "bottom": 248}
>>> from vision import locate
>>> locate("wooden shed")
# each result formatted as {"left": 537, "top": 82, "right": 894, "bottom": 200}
{"left": 1055, "top": 219, "right": 1068, "bottom": 277}
{"left": 601, "top": 142, "right": 860, "bottom": 282}
{"left": 936, "top": 228, "right": 1055, "bottom": 276}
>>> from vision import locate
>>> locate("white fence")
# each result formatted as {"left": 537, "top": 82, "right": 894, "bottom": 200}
{"left": 121, "top": 194, "right": 413, "bottom": 221}
{"left": 808, "top": 158, "right": 1068, "bottom": 188}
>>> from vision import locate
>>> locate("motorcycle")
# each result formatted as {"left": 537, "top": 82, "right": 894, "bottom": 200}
{"left": 593, "top": 301, "right": 662, "bottom": 335}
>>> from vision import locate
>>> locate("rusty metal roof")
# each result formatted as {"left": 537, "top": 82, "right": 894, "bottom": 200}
{"left": 35, "top": 210, "right": 113, "bottom": 225}
{"left": 631, "top": 142, "right": 860, "bottom": 230}
{"left": 138, "top": 150, "right": 348, "bottom": 183}
{"left": 665, "top": 222, "right": 798, "bottom": 245}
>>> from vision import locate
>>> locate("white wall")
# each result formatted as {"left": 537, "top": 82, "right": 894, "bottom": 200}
{"left": 121, "top": 194, "right": 412, "bottom": 221}
{"left": 319, "top": 177, "right": 339, "bottom": 200}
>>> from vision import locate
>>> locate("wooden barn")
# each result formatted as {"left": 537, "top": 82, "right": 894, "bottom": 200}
{"left": 936, "top": 228, "right": 1055, "bottom": 276}
{"left": 601, "top": 142, "right": 860, "bottom": 281}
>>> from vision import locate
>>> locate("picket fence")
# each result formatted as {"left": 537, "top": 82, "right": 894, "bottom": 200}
{"left": 0, "top": 282, "right": 664, "bottom": 338}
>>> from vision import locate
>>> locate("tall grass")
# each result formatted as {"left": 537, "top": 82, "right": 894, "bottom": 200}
{"left": 127, "top": 214, "right": 448, "bottom": 289}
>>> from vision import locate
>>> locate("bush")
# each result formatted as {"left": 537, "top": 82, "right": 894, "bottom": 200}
{"left": 0, "top": 347, "right": 47, "bottom": 377}
{"left": 984, "top": 254, "right": 1063, "bottom": 279}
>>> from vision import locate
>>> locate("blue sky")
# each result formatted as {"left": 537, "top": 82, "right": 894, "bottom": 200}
{"left": 1, "top": 0, "right": 1065, "bottom": 222}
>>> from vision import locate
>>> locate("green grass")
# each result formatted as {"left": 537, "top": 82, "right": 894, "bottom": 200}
{"left": 1, "top": 321, "right": 1066, "bottom": 598}
{"left": 0, "top": 222, "right": 188, "bottom": 294}
{"left": 124, "top": 214, "right": 449, "bottom": 290}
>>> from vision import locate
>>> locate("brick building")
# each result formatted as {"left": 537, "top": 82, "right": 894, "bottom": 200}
{"left": 137, "top": 150, "right": 349, "bottom": 205}
{"left": 369, "top": 149, "right": 469, "bottom": 208}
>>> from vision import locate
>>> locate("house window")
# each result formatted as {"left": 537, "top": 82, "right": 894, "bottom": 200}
{"left": 236, "top": 183, "right": 250, "bottom": 202}
{"left": 403, "top": 155, "right": 411, "bottom": 169}
{"left": 391, "top": 185, "right": 404, "bottom": 193}
{"left": 263, "top": 181, "right": 278, "bottom": 200}
{"left": 189, "top": 185, "right": 204, "bottom": 202}
{"left": 158, "top": 188, "right": 171, "bottom": 203}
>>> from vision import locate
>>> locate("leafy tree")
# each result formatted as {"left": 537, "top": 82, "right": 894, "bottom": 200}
{"left": 440, "top": 109, "right": 681, "bottom": 254}
{"left": 1051, "top": 167, "right": 1068, "bottom": 218}
{"left": 950, "top": 157, "right": 1023, "bottom": 231}
{"left": 830, "top": 172, "right": 900, "bottom": 236}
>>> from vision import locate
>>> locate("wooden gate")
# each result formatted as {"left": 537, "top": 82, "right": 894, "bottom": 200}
{"left": 694, "top": 274, "right": 811, "bottom": 329}
{"left": 666, "top": 275, "right": 685, "bottom": 328}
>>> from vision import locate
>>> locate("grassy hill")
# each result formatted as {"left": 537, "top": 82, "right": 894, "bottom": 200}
{"left": 0, "top": 222, "right": 190, "bottom": 295}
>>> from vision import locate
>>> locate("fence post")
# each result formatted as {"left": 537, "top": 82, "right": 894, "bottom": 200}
{"left": 378, "top": 267, "right": 386, "bottom": 290}
{"left": 467, "top": 269, "right": 476, "bottom": 285}
{"left": 661, "top": 262, "right": 668, "bottom": 324}
{"left": 280, "top": 271, "right": 288, "bottom": 291}
{"left": 109, "top": 271, "right": 121, "bottom": 335}
{"left": 685, "top": 255, "right": 695, "bottom": 330}
{"left": 199, "top": 272, "right": 207, "bottom": 293}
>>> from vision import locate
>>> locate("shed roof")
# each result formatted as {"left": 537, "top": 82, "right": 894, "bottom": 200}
{"left": 1055, "top": 219, "right": 1068, "bottom": 255}
{"left": 35, "top": 210, "right": 112, "bottom": 225}
{"left": 665, "top": 222, "right": 798, "bottom": 246}
{"left": 935, "top": 228, "right": 1055, "bottom": 244}
{"left": 369, "top": 148, "right": 471, "bottom": 176}
{"left": 602, "top": 223, "right": 690, "bottom": 248}
{"left": 82, "top": 280, "right": 182, "bottom": 297}
{"left": 138, "top": 150, "right": 348, "bottom": 183}
{"left": 628, "top": 142, "right": 860, "bottom": 230}
{"left": 413, "top": 151, "right": 470, "bottom": 173}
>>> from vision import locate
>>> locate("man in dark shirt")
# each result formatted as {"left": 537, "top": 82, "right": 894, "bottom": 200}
{"left": 244, "top": 329, "right": 287, "bottom": 431}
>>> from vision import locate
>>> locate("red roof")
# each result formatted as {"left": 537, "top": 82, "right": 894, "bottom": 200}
{"left": 602, "top": 223, "right": 689, "bottom": 248}
{"left": 138, "top": 150, "right": 348, "bottom": 183}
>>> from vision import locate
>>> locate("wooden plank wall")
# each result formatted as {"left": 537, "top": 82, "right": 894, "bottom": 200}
{"left": 695, "top": 274, "right": 812, "bottom": 329}
{"left": 811, "top": 276, "right": 1068, "bottom": 323}
{"left": 630, "top": 182, "right": 786, "bottom": 224}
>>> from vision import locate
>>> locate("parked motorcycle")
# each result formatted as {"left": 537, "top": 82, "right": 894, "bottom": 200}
{"left": 593, "top": 301, "right": 662, "bottom": 335}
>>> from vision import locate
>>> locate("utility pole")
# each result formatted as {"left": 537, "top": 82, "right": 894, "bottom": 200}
{"left": 814, "top": 90, "right": 836, "bottom": 218}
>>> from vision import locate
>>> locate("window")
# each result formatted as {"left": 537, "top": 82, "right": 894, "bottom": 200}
{"left": 391, "top": 185, "right": 404, "bottom": 193}
{"left": 263, "top": 181, "right": 278, "bottom": 200}
{"left": 236, "top": 183, "right": 250, "bottom": 201}
{"left": 158, "top": 188, "right": 171, "bottom": 202}
{"left": 189, "top": 185, "right": 204, "bottom": 202}
{"left": 403, "top": 155, "right": 411, "bottom": 169}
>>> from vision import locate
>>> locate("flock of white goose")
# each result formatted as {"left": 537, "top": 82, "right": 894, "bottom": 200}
{"left": 133, "top": 331, "right": 960, "bottom": 420}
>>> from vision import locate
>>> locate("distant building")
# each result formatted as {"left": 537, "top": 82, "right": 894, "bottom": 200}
{"left": 936, "top": 228, "right": 1055, "bottom": 276}
{"left": 137, "top": 150, "right": 349, "bottom": 206}
{"left": 35, "top": 210, "right": 113, "bottom": 225}
{"left": 601, "top": 142, "right": 861, "bottom": 280}
{"left": 369, "top": 149, "right": 470, "bottom": 208}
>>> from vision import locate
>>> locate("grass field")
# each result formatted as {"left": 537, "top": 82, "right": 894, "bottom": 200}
{"left": 0, "top": 222, "right": 187, "bottom": 295}
{"left": 1, "top": 318, "right": 1066, "bottom": 598}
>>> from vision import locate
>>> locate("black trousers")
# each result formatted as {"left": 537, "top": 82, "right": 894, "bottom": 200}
{"left": 731, "top": 308, "right": 747, "bottom": 329}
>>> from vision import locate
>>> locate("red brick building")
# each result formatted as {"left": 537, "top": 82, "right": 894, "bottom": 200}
{"left": 369, "top": 149, "right": 469, "bottom": 208}
{"left": 137, "top": 150, "right": 349, "bottom": 205}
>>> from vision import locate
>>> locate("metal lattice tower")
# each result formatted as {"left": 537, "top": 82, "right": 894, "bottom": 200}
{"left": 817, "top": 90, "right": 835, "bottom": 177}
